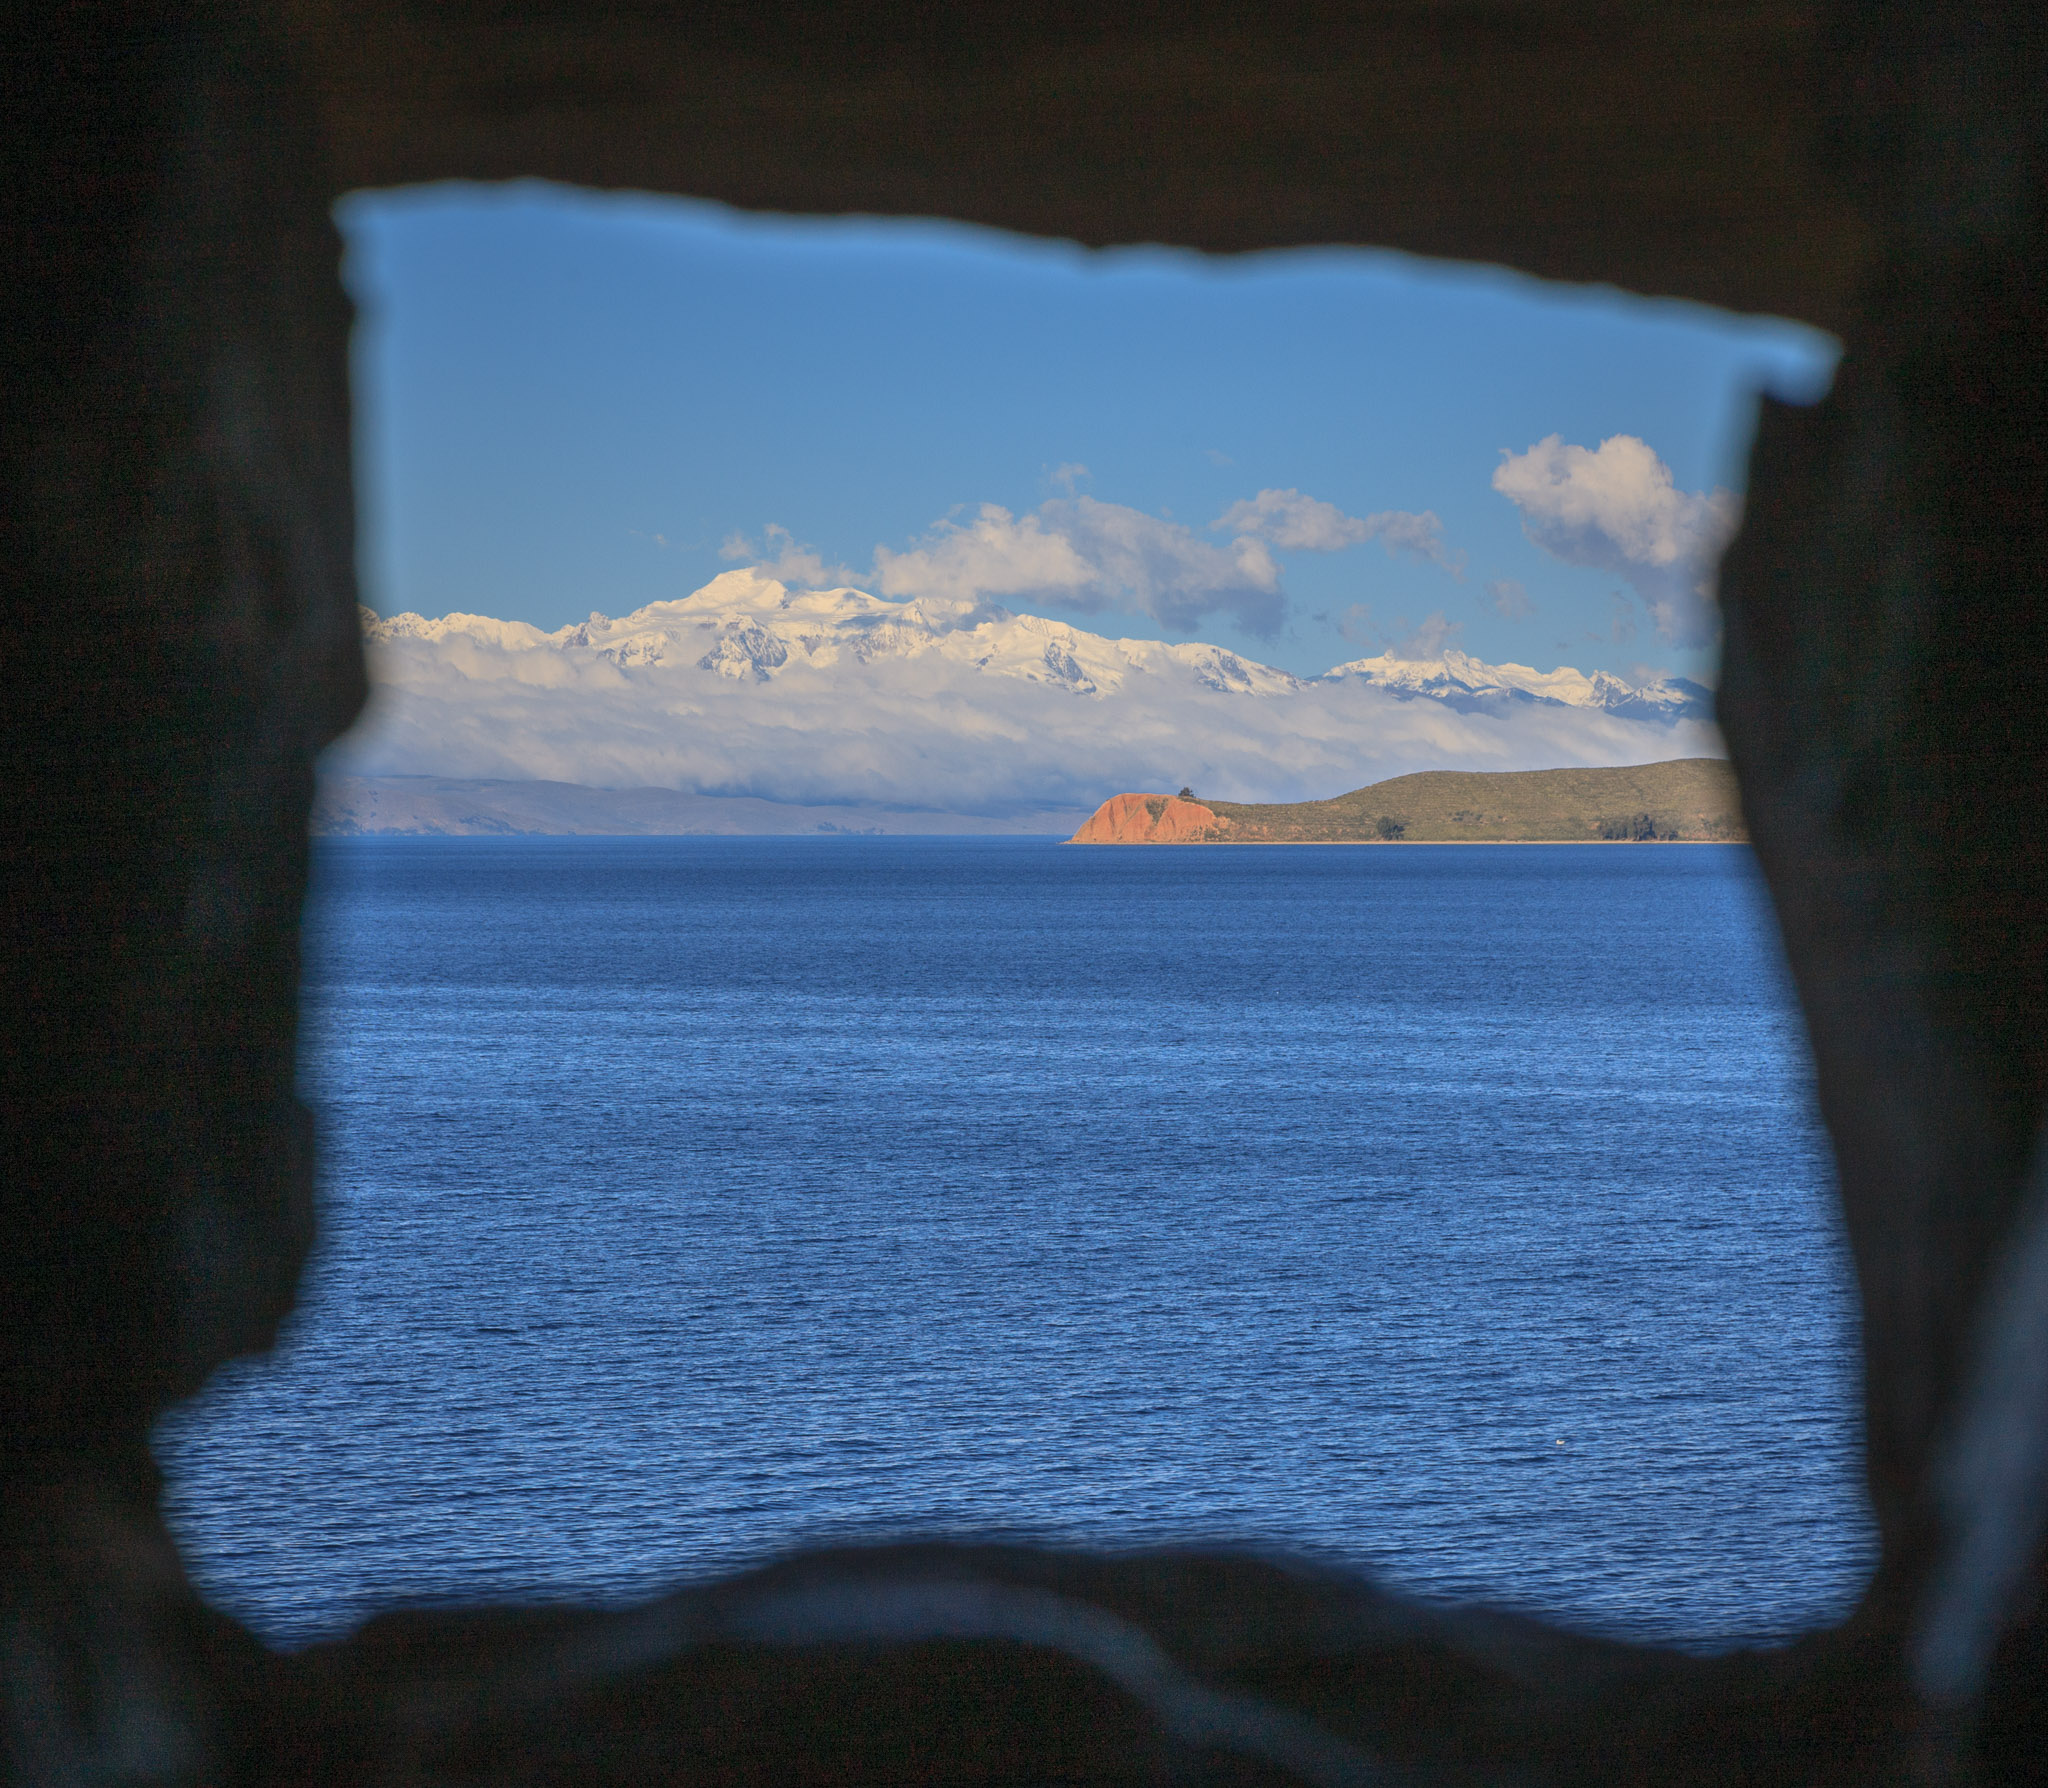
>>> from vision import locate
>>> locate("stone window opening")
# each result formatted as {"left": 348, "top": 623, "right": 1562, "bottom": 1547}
{"left": 161, "top": 177, "right": 1860, "bottom": 1658}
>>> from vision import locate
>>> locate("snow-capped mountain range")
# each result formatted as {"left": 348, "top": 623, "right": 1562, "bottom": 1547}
{"left": 340, "top": 571, "right": 1720, "bottom": 820}
{"left": 365, "top": 568, "right": 1710, "bottom": 720}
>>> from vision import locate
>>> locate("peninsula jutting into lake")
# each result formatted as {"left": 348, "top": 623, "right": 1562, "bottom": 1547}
{"left": 1070, "top": 759, "right": 1744, "bottom": 843}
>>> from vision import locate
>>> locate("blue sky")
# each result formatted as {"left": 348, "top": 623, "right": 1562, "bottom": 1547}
{"left": 343, "top": 183, "right": 1834, "bottom": 684}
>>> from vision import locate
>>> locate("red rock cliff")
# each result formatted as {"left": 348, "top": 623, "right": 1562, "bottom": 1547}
{"left": 1069, "top": 793, "right": 1232, "bottom": 844}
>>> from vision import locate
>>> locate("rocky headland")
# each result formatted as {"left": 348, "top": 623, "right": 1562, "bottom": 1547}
{"left": 1068, "top": 793, "right": 1235, "bottom": 843}
{"left": 1070, "top": 759, "right": 1745, "bottom": 843}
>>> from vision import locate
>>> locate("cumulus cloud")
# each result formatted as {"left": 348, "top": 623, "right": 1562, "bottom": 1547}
{"left": 1484, "top": 578, "right": 1534, "bottom": 620}
{"left": 1211, "top": 488, "right": 1463, "bottom": 571}
{"left": 1394, "top": 612, "right": 1462, "bottom": 658}
{"left": 1491, "top": 435, "right": 1738, "bottom": 646}
{"left": 1322, "top": 603, "right": 1463, "bottom": 658}
{"left": 342, "top": 606, "right": 1720, "bottom": 822}
{"left": 719, "top": 485, "right": 1466, "bottom": 642}
{"left": 720, "top": 523, "right": 852, "bottom": 588}
{"left": 1212, "top": 489, "right": 1362, "bottom": 551}
{"left": 873, "top": 498, "right": 1286, "bottom": 635}
{"left": 1329, "top": 602, "right": 1377, "bottom": 645}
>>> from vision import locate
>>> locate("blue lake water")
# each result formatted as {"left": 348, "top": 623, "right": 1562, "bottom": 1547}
{"left": 155, "top": 837, "right": 1876, "bottom": 1651}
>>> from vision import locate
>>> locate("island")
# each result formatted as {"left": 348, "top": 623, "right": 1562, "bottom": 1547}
{"left": 1069, "top": 759, "right": 1745, "bottom": 844}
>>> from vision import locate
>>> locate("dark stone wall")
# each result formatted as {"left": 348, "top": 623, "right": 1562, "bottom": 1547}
{"left": 4, "top": 10, "right": 363, "bottom": 1776}
{"left": 3, "top": 3, "right": 2043, "bottom": 1782}
{"left": 277, "top": 0, "right": 1873, "bottom": 330}
{"left": 4, "top": 1, "right": 362, "bottom": 1456}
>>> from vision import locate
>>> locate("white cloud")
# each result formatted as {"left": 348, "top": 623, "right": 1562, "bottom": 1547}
{"left": 1483, "top": 578, "right": 1534, "bottom": 620}
{"left": 1394, "top": 612, "right": 1462, "bottom": 659}
{"left": 1213, "top": 489, "right": 1362, "bottom": 550}
{"left": 1608, "top": 592, "right": 1638, "bottom": 646}
{"left": 1491, "top": 435, "right": 1738, "bottom": 646}
{"left": 719, "top": 523, "right": 851, "bottom": 588}
{"left": 717, "top": 485, "right": 1463, "bottom": 642}
{"left": 1330, "top": 602, "right": 1377, "bottom": 644}
{"left": 873, "top": 497, "right": 1286, "bottom": 636}
{"left": 1211, "top": 489, "right": 1462, "bottom": 572}
{"left": 1321, "top": 602, "right": 1462, "bottom": 658}
{"left": 1048, "top": 462, "right": 1090, "bottom": 492}
{"left": 338, "top": 584, "right": 1721, "bottom": 822}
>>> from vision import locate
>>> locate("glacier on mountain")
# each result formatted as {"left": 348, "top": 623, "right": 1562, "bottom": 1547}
{"left": 342, "top": 571, "right": 1721, "bottom": 818}
{"left": 1319, "top": 646, "right": 1710, "bottom": 723}
{"left": 363, "top": 570, "right": 1699, "bottom": 715}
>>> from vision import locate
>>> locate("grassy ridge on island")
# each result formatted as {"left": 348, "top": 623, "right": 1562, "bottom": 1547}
{"left": 1074, "top": 759, "right": 1745, "bottom": 843}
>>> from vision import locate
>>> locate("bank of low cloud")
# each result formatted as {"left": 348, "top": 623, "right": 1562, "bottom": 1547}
{"left": 334, "top": 575, "right": 1720, "bottom": 822}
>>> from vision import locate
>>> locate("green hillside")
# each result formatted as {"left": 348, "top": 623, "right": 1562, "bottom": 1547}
{"left": 1204, "top": 759, "right": 1744, "bottom": 842}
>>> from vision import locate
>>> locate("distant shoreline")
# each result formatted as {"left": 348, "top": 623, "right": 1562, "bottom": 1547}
{"left": 312, "top": 767, "right": 1745, "bottom": 846}
{"left": 1069, "top": 837, "right": 1742, "bottom": 846}
{"left": 312, "top": 774, "right": 1087, "bottom": 839}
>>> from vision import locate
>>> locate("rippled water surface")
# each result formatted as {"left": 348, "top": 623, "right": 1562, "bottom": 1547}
{"left": 157, "top": 837, "right": 1874, "bottom": 1648}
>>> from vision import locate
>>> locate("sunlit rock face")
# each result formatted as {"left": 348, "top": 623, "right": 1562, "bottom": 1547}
{"left": 1069, "top": 793, "right": 1231, "bottom": 843}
